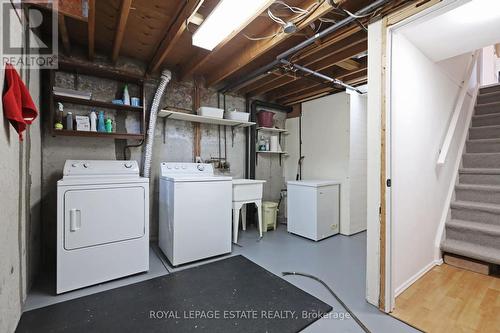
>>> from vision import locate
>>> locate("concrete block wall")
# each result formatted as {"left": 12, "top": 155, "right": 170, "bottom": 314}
{"left": 40, "top": 53, "right": 282, "bottom": 268}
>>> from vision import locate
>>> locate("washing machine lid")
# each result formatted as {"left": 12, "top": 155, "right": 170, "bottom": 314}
{"left": 287, "top": 180, "right": 341, "bottom": 188}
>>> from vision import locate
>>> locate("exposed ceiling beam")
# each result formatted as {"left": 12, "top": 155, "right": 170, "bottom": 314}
{"left": 278, "top": 69, "right": 367, "bottom": 105}
{"left": 271, "top": 60, "right": 367, "bottom": 101}
{"left": 179, "top": 0, "right": 275, "bottom": 81}
{"left": 111, "top": 0, "right": 133, "bottom": 63}
{"left": 204, "top": 0, "right": 335, "bottom": 87}
{"left": 26, "top": 1, "right": 87, "bottom": 21}
{"left": 58, "top": 14, "right": 71, "bottom": 55}
{"left": 148, "top": 0, "right": 204, "bottom": 73}
{"left": 87, "top": 0, "right": 95, "bottom": 60}
{"left": 235, "top": 25, "right": 362, "bottom": 93}
{"left": 335, "top": 59, "right": 361, "bottom": 71}
{"left": 247, "top": 38, "right": 366, "bottom": 97}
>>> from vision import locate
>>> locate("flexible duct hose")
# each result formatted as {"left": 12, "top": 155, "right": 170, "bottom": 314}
{"left": 143, "top": 70, "right": 172, "bottom": 178}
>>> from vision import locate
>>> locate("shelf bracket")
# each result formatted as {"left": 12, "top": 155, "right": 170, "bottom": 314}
{"left": 162, "top": 113, "right": 172, "bottom": 144}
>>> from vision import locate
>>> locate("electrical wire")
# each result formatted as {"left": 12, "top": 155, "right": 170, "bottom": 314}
{"left": 282, "top": 271, "right": 372, "bottom": 333}
{"left": 243, "top": 31, "right": 282, "bottom": 41}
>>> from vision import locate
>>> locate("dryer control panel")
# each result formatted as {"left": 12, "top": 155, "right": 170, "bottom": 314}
{"left": 63, "top": 160, "right": 140, "bottom": 177}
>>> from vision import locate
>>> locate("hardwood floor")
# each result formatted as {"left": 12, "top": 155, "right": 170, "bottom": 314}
{"left": 391, "top": 264, "right": 500, "bottom": 333}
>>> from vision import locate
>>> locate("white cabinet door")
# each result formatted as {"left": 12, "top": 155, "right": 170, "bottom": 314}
{"left": 64, "top": 187, "right": 145, "bottom": 250}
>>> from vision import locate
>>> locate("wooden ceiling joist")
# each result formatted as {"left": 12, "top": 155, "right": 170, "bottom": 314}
{"left": 111, "top": 0, "right": 133, "bottom": 63}
{"left": 58, "top": 14, "right": 71, "bottom": 55}
{"left": 278, "top": 69, "right": 367, "bottom": 105}
{"left": 148, "top": 0, "right": 203, "bottom": 73}
{"left": 204, "top": 0, "right": 335, "bottom": 87}
{"left": 269, "top": 59, "right": 367, "bottom": 101}
{"left": 87, "top": 0, "right": 95, "bottom": 60}
{"left": 246, "top": 39, "right": 366, "bottom": 97}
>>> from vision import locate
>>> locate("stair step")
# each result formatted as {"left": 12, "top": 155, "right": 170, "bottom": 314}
{"left": 450, "top": 200, "right": 500, "bottom": 226}
{"left": 475, "top": 101, "right": 500, "bottom": 115}
{"left": 480, "top": 83, "right": 500, "bottom": 95}
{"left": 459, "top": 168, "right": 500, "bottom": 185}
{"left": 478, "top": 90, "right": 500, "bottom": 104}
{"left": 463, "top": 152, "right": 500, "bottom": 168}
{"left": 466, "top": 138, "right": 500, "bottom": 153}
{"left": 455, "top": 184, "right": 500, "bottom": 204}
{"left": 445, "top": 219, "right": 500, "bottom": 251}
{"left": 472, "top": 112, "right": 500, "bottom": 127}
{"left": 469, "top": 124, "right": 500, "bottom": 140}
{"left": 441, "top": 238, "right": 500, "bottom": 265}
{"left": 443, "top": 253, "right": 494, "bottom": 275}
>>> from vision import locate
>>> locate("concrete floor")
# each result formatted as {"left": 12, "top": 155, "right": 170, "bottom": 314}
{"left": 25, "top": 226, "right": 420, "bottom": 332}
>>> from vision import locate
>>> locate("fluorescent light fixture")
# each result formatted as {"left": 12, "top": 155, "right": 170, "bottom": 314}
{"left": 449, "top": 0, "right": 500, "bottom": 23}
{"left": 192, "top": 0, "right": 272, "bottom": 51}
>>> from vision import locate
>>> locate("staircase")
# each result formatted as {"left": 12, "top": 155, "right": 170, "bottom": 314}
{"left": 441, "top": 83, "right": 500, "bottom": 267}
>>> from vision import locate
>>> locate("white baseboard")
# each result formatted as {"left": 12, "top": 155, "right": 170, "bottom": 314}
{"left": 394, "top": 259, "right": 442, "bottom": 297}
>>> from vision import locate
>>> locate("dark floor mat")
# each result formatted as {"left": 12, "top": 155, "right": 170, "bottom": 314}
{"left": 17, "top": 255, "right": 332, "bottom": 333}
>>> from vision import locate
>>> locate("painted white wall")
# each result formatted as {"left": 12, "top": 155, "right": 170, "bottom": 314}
{"left": 482, "top": 45, "right": 499, "bottom": 85}
{"left": 401, "top": 0, "right": 500, "bottom": 62}
{"left": 390, "top": 33, "right": 474, "bottom": 296}
{"left": 366, "top": 19, "right": 383, "bottom": 307}
{"left": 284, "top": 92, "right": 368, "bottom": 236}
{"left": 348, "top": 92, "right": 368, "bottom": 235}
{"left": 300, "top": 93, "right": 352, "bottom": 234}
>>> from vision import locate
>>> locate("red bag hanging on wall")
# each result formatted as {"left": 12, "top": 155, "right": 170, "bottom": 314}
{"left": 2, "top": 63, "right": 38, "bottom": 140}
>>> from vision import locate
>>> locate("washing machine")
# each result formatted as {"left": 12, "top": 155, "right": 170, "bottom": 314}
{"left": 159, "top": 163, "right": 232, "bottom": 266}
{"left": 57, "top": 160, "right": 149, "bottom": 294}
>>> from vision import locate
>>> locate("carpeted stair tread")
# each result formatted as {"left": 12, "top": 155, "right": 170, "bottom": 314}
{"left": 472, "top": 112, "right": 500, "bottom": 127}
{"left": 455, "top": 183, "right": 500, "bottom": 191}
{"left": 475, "top": 101, "right": 500, "bottom": 115}
{"left": 462, "top": 152, "right": 500, "bottom": 168}
{"left": 451, "top": 200, "right": 500, "bottom": 213}
{"left": 459, "top": 167, "right": 500, "bottom": 175}
{"left": 480, "top": 83, "right": 500, "bottom": 95}
{"left": 478, "top": 90, "right": 500, "bottom": 104}
{"left": 469, "top": 124, "right": 500, "bottom": 140}
{"left": 466, "top": 138, "right": 500, "bottom": 153}
{"left": 446, "top": 219, "right": 500, "bottom": 236}
{"left": 441, "top": 238, "right": 500, "bottom": 265}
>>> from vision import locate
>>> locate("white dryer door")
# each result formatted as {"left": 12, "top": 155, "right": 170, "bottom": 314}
{"left": 64, "top": 186, "right": 145, "bottom": 250}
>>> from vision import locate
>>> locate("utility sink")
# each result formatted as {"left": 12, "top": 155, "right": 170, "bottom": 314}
{"left": 232, "top": 179, "right": 266, "bottom": 202}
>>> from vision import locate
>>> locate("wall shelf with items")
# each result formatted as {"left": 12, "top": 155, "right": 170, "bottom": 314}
{"left": 256, "top": 126, "right": 287, "bottom": 166}
{"left": 49, "top": 59, "right": 146, "bottom": 140}
{"left": 159, "top": 109, "right": 255, "bottom": 128}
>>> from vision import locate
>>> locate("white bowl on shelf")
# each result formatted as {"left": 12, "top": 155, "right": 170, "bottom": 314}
{"left": 224, "top": 110, "right": 249, "bottom": 122}
{"left": 197, "top": 107, "right": 224, "bottom": 119}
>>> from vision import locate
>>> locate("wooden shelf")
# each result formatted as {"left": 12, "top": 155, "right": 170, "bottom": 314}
{"left": 53, "top": 95, "right": 143, "bottom": 112}
{"left": 158, "top": 110, "right": 255, "bottom": 127}
{"left": 257, "top": 150, "right": 288, "bottom": 155}
{"left": 257, "top": 127, "right": 288, "bottom": 133}
{"left": 52, "top": 130, "right": 143, "bottom": 140}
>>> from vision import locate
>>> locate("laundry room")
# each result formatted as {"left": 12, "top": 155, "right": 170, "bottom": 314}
{"left": 0, "top": 1, "right": 461, "bottom": 333}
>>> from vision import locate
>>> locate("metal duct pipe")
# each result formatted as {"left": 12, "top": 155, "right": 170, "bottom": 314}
{"left": 143, "top": 70, "right": 172, "bottom": 178}
{"left": 220, "top": 0, "right": 391, "bottom": 93}
{"left": 280, "top": 59, "right": 362, "bottom": 93}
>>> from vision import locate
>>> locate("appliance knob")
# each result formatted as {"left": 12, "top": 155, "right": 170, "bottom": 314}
{"left": 167, "top": 166, "right": 172, "bottom": 169}
{"left": 181, "top": 165, "right": 187, "bottom": 169}
{"left": 83, "top": 163, "right": 89, "bottom": 168}
{"left": 72, "top": 163, "right": 78, "bottom": 167}
{"left": 175, "top": 166, "right": 180, "bottom": 170}
{"left": 197, "top": 164, "right": 205, "bottom": 171}
{"left": 124, "top": 163, "right": 133, "bottom": 169}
